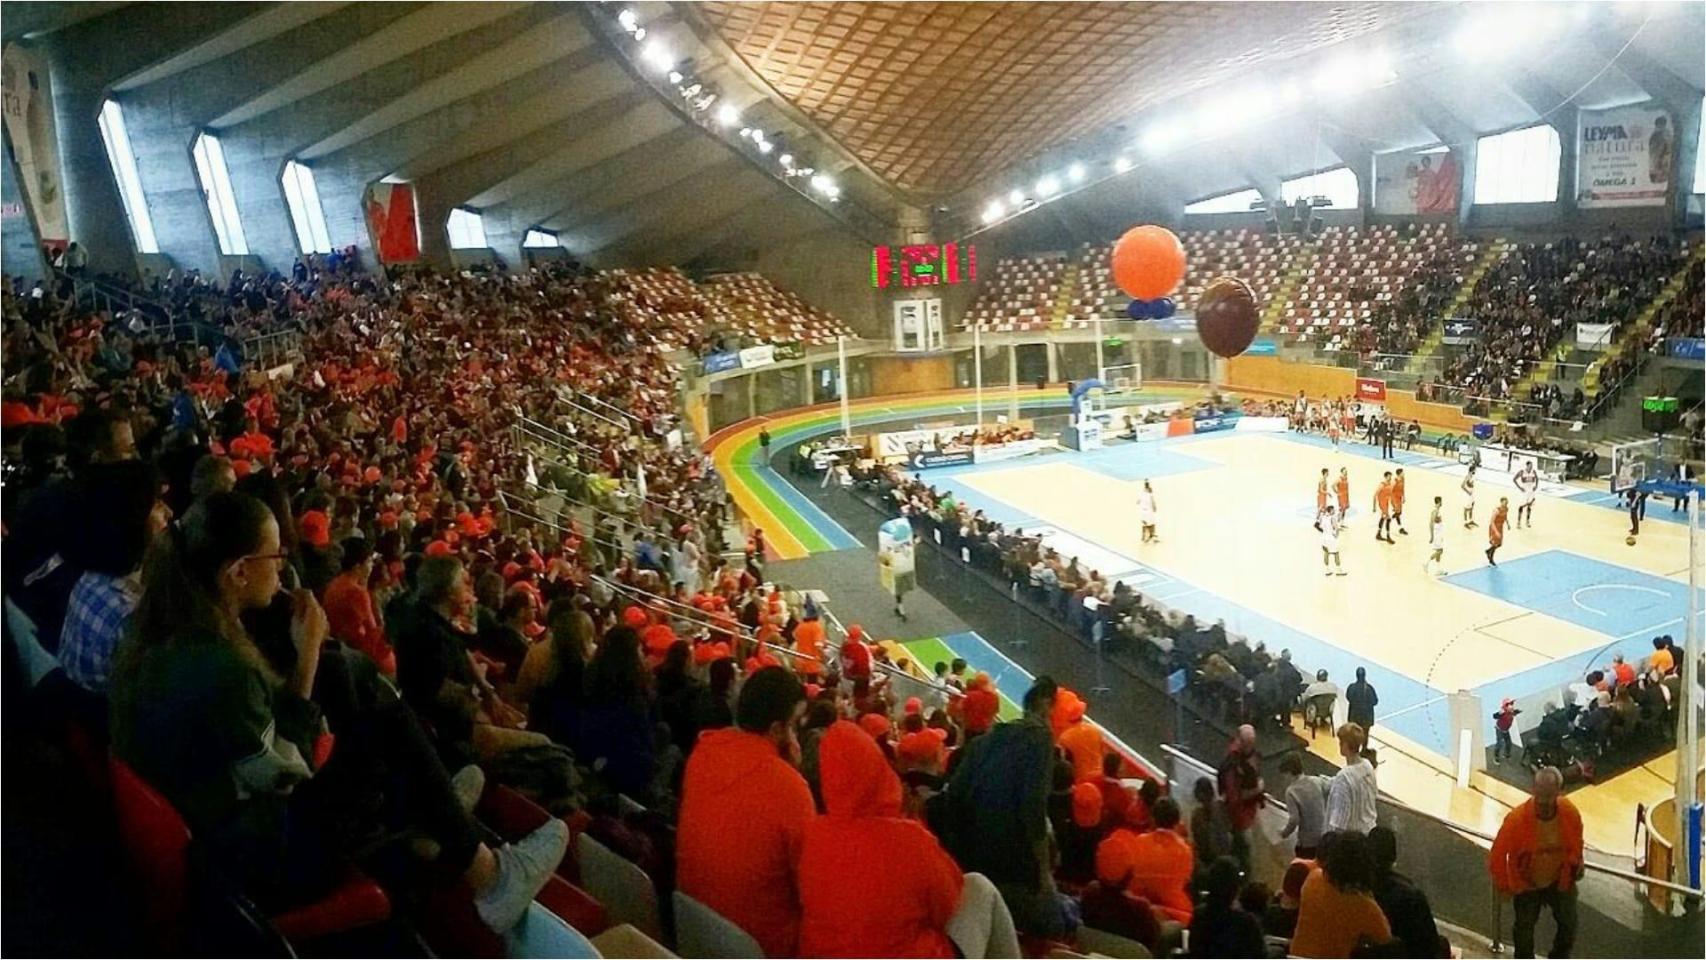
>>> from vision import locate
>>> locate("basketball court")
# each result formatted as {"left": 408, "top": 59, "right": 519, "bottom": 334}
{"left": 909, "top": 429, "right": 1700, "bottom": 787}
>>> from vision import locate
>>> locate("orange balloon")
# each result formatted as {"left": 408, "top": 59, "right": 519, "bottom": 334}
{"left": 1110, "top": 225, "right": 1186, "bottom": 300}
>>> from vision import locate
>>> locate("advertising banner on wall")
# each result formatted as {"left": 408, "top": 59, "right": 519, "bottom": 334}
{"left": 702, "top": 350, "right": 740, "bottom": 375}
{"left": 1577, "top": 103, "right": 1673, "bottom": 208}
{"left": 1, "top": 44, "right": 69, "bottom": 244}
{"left": 1576, "top": 321, "right": 1616, "bottom": 350}
{"left": 363, "top": 181, "right": 420, "bottom": 263}
{"left": 738, "top": 344, "right": 776, "bottom": 369}
{"left": 1356, "top": 377, "right": 1388, "bottom": 401}
{"left": 1373, "top": 148, "right": 1460, "bottom": 215}
{"left": 1441, "top": 317, "right": 1479, "bottom": 345}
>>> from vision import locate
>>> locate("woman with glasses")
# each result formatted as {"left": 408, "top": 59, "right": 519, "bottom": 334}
{"left": 109, "top": 491, "right": 566, "bottom": 933}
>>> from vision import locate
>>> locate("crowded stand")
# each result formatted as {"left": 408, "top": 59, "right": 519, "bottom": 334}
{"left": 1428, "top": 234, "right": 1692, "bottom": 405}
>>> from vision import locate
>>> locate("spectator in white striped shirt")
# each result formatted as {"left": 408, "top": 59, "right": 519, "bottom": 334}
{"left": 1326, "top": 722, "right": 1379, "bottom": 835}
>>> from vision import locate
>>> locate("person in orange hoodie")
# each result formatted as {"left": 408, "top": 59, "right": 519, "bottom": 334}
{"left": 792, "top": 615, "right": 826, "bottom": 678}
{"left": 1489, "top": 766, "right": 1583, "bottom": 959}
{"left": 798, "top": 721, "right": 964, "bottom": 958}
{"left": 1053, "top": 690, "right": 1105, "bottom": 782}
{"left": 962, "top": 672, "right": 1001, "bottom": 736}
{"left": 1095, "top": 796, "right": 1195, "bottom": 924}
{"left": 677, "top": 667, "right": 816, "bottom": 957}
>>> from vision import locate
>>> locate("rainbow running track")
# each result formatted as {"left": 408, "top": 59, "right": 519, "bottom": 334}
{"left": 703, "top": 385, "right": 1206, "bottom": 559}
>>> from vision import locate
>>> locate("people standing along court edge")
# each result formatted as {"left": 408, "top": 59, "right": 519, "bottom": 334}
{"left": 1345, "top": 668, "right": 1378, "bottom": 735}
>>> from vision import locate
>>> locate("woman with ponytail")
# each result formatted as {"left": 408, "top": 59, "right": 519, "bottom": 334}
{"left": 110, "top": 491, "right": 567, "bottom": 932}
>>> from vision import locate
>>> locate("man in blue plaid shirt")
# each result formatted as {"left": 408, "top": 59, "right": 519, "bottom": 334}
{"left": 59, "top": 572, "right": 142, "bottom": 694}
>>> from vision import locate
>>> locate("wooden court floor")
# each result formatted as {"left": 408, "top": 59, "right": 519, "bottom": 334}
{"left": 937, "top": 431, "right": 1696, "bottom": 852}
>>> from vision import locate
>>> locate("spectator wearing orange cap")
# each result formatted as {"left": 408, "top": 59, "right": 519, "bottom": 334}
{"left": 678, "top": 668, "right": 815, "bottom": 957}
{"left": 961, "top": 673, "right": 1001, "bottom": 736}
{"left": 296, "top": 510, "right": 342, "bottom": 596}
{"left": 1054, "top": 690, "right": 1105, "bottom": 783}
{"left": 798, "top": 720, "right": 964, "bottom": 958}
{"left": 840, "top": 624, "right": 872, "bottom": 682}
{"left": 1058, "top": 781, "right": 1106, "bottom": 884}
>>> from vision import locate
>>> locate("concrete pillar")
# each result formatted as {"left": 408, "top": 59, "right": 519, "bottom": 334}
{"left": 1046, "top": 341, "right": 1059, "bottom": 383}
{"left": 1007, "top": 344, "right": 1019, "bottom": 421}
{"left": 45, "top": 36, "right": 143, "bottom": 277}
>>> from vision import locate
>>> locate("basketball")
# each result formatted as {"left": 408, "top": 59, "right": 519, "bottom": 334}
{"left": 1110, "top": 225, "right": 1187, "bottom": 300}
{"left": 1626, "top": 535, "right": 1637, "bottom": 546}
{"left": 1195, "top": 275, "right": 1261, "bottom": 358}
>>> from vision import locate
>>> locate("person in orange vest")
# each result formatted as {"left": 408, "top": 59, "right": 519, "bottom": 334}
{"left": 1489, "top": 766, "right": 1583, "bottom": 959}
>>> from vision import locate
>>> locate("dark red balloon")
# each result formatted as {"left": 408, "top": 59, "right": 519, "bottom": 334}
{"left": 1195, "top": 276, "right": 1261, "bottom": 359}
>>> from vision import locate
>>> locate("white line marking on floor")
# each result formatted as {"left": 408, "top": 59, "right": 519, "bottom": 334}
{"left": 1570, "top": 583, "right": 1671, "bottom": 616}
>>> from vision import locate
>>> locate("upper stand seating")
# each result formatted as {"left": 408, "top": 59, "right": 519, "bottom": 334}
{"left": 1284, "top": 222, "right": 1475, "bottom": 352}
{"left": 699, "top": 272, "right": 856, "bottom": 346}
{"left": 961, "top": 253, "right": 1068, "bottom": 331}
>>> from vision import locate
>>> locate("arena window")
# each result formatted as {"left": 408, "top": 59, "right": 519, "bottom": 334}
{"left": 1472, "top": 123, "right": 1561, "bottom": 204}
{"left": 191, "top": 133, "right": 248, "bottom": 256}
{"left": 523, "top": 228, "right": 560, "bottom": 248}
{"left": 96, "top": 100, "right": 159, "bottom": 254}
{"left": 1184, "top": 187, "right": 1263, "bottom": 215}
{"left": 281, "top": 160, "right": 333, "bottom": 254}
{"left": 1281, "top": 167, "right": 1358, "bottom": 209}
{"left": 447, "top": 207, "right": 488, "bottom": 250}
{"left": 1694, "top": 99, "right": 1704, "bottom": 194}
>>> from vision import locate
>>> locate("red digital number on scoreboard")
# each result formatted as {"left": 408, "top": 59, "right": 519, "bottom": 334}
{"left": 871, "top": 243, "right": 977, "bottom": 289}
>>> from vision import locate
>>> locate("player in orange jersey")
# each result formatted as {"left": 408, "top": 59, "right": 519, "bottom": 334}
{"left": 1486, "top": 496, "right": 1509, "bottom": 566}
{"left": 1391, "top": 468, "right": 1408, "bottom": 536}
{"left": 1335, "top": 467, "right": 1351, "bottom": 524}
{"left": 1374, "top": 471, "right": 1395, "bottom": 543}
{"left": 1317, "top": 468, "right": 1330, "bottom": 520}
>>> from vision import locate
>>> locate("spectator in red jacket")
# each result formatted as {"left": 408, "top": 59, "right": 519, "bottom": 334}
{"left": 322, "top": 537, "right": 395, "bottom": 675}
{"left": 798, "top": 721, "right": 963, "bottom": 957}
{"left": 677, "top": 667, "right": 815, "bottom": 957}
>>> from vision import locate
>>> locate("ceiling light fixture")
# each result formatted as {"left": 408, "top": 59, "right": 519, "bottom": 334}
{"left": 982, "top": 201, "right": 1005, "bottom": 224}
{"left": 1036, "top": 174, "right": 1060, "bottom": 196}
{"left": 1008, "top": 189, "right": 1025, "bottom": 206}
{"left": 1113, "top": 156, "right": 1132, "bottom": 174}
{"left": 617, "top": 9, "right": 638, "bottom": 31}
{"left": 640, "top": 40, "right": 673, "bottom": 72}
{"left": 719, "top": 105, "right": 740, "bottom": 127}
{"left": 1068, "top": 162, "right": 1086, "bottom": 184}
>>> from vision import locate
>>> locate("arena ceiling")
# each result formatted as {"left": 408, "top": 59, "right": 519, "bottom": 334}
{"left": 7, "top": 1, "right": 1704, "bottom": 266}
{"left": 691, "top": 1, "right": 1433, "bottom": 196}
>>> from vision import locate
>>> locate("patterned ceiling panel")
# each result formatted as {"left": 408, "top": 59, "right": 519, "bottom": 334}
{"left": 698, "top": 1, "right": 1432, "bottom": 195}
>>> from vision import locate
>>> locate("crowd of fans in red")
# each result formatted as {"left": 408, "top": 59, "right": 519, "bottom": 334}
{"left": 3, "top": 256, "right": 1315, "bottom": 959}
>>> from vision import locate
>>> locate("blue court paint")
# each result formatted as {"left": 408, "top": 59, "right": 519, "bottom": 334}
{"left": 1562, "top": 487, "right": 1690, "bottom": 526}
{"left": 1444, "top": 550, "right": 1696, "bottom": 638}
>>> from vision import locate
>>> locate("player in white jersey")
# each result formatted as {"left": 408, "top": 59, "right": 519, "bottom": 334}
{"left": 1423, "top": 495, "right": 1446, "bottom": 576}
{"left": 1461, "top": 464, "right": 1479, "bottom": 529}
{"left": 1319, "top": 504, "right": 1346, "bottom": 576}
{"left": 1513, "top": 460, "right": 1540, "bottom": 528}
{"left": 1138, "top": 479, "right": 1159, "bottom": 543}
